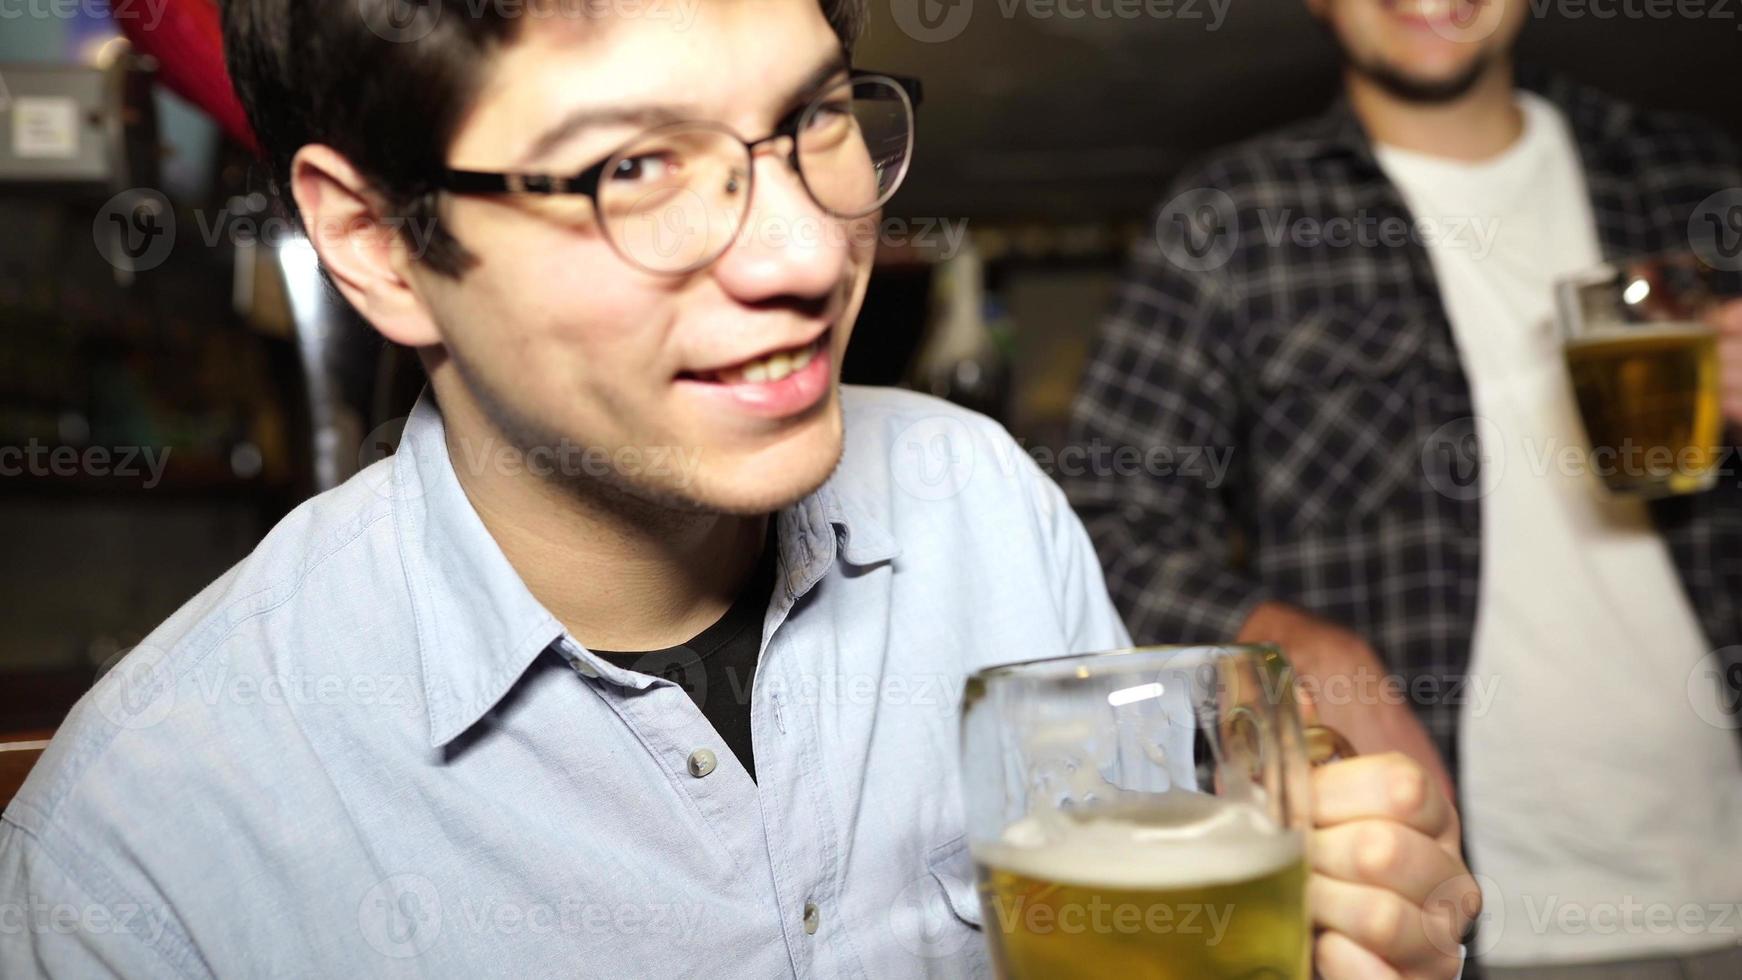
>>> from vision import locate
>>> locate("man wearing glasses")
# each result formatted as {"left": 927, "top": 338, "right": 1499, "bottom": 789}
{"left": 0, "top": 1, "right": 1472, "bottom": 976}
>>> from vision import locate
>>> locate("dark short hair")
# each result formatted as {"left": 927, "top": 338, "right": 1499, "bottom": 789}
{"left": 222, "top": 0, "right": 867, "bottom": 275}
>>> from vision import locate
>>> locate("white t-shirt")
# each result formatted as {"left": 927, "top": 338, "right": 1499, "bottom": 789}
{"left": 1375, "top": 93, "right": 1742, "bottom": 966}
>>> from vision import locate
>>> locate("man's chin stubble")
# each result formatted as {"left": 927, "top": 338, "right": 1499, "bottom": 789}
{"left": 499, "top": 400, "right": 847, "bottom": 524}
{"left": 1350, "top": 52, "right": 1493, "bottom": 105}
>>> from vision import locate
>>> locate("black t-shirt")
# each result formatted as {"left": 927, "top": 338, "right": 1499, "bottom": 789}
{"left": 592, "top": 534, "right": 777, "bottom": 782}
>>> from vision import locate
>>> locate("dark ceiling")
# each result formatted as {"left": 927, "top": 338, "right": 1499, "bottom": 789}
{"left": 855, "top": 1, "right": 1742, "bottom": 221}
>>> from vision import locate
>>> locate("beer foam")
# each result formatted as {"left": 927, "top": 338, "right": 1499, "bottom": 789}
{"left": 1565, "top": 321, "right": 1713, "bottom": 347}
{"left": 975, "top": 798, "right": 1304, "bottom": 890}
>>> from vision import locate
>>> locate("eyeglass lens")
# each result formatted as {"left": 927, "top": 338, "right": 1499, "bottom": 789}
{"left": 598, "top": 75, "right": 914, "bottom": 274}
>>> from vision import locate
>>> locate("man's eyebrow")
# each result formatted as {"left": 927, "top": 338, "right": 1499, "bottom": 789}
{"left": 514, "top": 52, "right": 852, "bottom": 171}
{"left": 515, "top": 105, "right": 687, "bottom": 169}
{"left": 781, "top": 53, "right": 853, "bottom": 115}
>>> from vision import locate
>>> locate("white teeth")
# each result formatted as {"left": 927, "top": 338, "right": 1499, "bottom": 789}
{"left": 1394, "top": 0, "right": 1458, "bottom": 17}
{"left": 713, "top": 336, "right": 822, "bottom": 385}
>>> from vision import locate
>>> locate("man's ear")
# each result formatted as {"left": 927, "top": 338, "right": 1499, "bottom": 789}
{"left": 288, "top": 145, "right": 443, "bottom": 348}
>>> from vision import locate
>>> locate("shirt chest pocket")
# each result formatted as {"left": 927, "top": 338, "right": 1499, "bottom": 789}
{"left": 884, "top": 834, "right": 988, "bottom": 976}
{"left": 1247, "top": 303, "right": 1436, "bottom": 535}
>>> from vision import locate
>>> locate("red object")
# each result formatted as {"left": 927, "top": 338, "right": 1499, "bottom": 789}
{"left": 113, "top": 0, "right": 259, "bottom": 153}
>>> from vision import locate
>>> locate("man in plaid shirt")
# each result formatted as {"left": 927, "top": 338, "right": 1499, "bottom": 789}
{"left": 1067, "top": 0, "right": 1742, "bottom": 975}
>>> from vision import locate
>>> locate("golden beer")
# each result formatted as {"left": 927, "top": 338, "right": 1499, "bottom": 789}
{"left": 1564, "top": 325, "right": 1722, "bottom": 496}
{"left": 973, "top": 797, "right": 1310, "bottom": 980}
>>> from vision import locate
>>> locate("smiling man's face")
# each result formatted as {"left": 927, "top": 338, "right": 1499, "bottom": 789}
{"left": 407, "top": 0, "right": 875, "bottom": 515}
{"left": 1307, "top": 0, "right": 1528, "bottom": 102}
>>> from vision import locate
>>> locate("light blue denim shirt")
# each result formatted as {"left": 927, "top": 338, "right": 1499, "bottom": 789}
{"left": 0, "top": 386, "right": 1129, "bottom": 978}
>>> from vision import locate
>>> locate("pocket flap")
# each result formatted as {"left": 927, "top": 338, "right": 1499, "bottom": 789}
{"left": 926, "top": 835, "right": 983, "bottom": 930}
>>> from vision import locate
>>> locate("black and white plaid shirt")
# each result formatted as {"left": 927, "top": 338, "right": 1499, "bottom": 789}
{"left": 1065, "top": 73, "right": 1742, "bottom": 778}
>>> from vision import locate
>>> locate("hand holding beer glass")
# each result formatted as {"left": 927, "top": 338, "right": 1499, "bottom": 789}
{"left": 1556, "top": 252, "right": 1727, "bottom": 497}
{"left": 961, "top": 645, "right": 1476, "bottom": 979}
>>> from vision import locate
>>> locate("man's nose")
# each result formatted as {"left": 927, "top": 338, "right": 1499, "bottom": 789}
{"left": 709, "top": 145, "right": 854, "bottom": 305}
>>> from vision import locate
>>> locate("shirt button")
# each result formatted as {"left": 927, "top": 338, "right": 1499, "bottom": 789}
{"left": 687, "top": 749, "right": 717, "bottom": 778}
{"left": 803, "top": 902, "right": 820, "bottom": 935}
{"left": 571, "top": 659, "right": 599, "bottom": 679}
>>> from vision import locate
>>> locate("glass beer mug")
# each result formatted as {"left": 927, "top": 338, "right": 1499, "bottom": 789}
{"left": 960, "top": 645, "right": 1349, "bottom": 980}
{"left": 1555, "top": 251, "right": 1725, "bottom": 497}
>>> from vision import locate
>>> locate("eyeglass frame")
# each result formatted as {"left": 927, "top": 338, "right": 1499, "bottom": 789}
{"left": 433, "top": 69, "right": 922, "bottom": 222}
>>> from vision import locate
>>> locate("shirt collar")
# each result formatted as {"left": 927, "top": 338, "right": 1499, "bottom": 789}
{"left": 775, "top": 474, "right": 900, "bottom": 600}
{"left": 391, "top": 392, "right": 567, "bottom": 748}
{"left": 392, "top": 391, "right": 900, "bottom": 747}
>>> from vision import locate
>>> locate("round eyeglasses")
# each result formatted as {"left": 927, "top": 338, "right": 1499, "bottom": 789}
{"left": 436, "top": 71, "right": 921, "bottom": 275}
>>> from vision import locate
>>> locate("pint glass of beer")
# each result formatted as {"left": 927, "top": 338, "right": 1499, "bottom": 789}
{"left": 1555, "top": 252, "right": 1725, "bottom": 497}
{"left": 960, "top": 645, "right": 1341, "bottom": 980}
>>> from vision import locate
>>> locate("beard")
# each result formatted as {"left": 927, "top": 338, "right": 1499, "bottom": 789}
{"left": 1342, "top": 49, "right": 1494, "bottom": 104}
